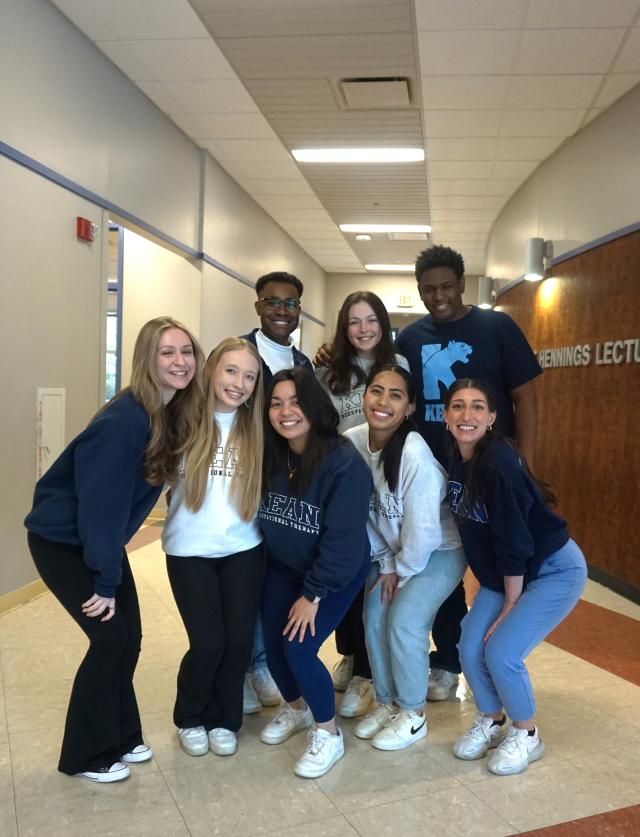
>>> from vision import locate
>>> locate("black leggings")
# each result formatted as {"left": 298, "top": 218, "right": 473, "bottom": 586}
{"left": 166, "top": 544, "right": 265, "bottom": 732}
{"left": 28, "top": 532, "right": 143, "bottom": 774}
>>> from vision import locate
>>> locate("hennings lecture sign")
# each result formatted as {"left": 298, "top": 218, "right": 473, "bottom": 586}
{"left": 537, "top": 338, "right": 640, "bottom": 369}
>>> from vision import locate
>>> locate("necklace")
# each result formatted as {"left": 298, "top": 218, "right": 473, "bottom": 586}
{"left": 287, "top": 448, "right": 297, "bottom": 480}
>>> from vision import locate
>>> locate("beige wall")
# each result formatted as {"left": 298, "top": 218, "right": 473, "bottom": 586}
{"left": 324, "top": 272, "right": 480, "bottom": 341}
{"left": 486, "top": 83, "right": 640, "bottom": 282}
{"left": 120, "top": 230, "right": 202, "bottom": 385}
{"left": 0, "top": 156, "right": 106, "bottom": 596}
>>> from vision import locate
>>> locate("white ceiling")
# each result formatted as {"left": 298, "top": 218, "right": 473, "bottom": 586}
{"left": 50, "top": 0, "right": 640, "bottom": 276}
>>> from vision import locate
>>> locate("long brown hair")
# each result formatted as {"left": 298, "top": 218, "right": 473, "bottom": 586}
{"left": 127, "top": 316, "right": 206, "bottom": 485}
{"left": 444, "top": 378, "right": 557, "bottom": 515}
{"left": 324, "top": 291, "right": 396, "bottom": 395}
{"left": 181, "top": 338, "right": 264, "bottom": 519}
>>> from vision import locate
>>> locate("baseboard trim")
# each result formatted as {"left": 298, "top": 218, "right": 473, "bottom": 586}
{"left": 588, "top": 565, "right": 640, "bottom": 607}
{"left": 0, "top": 579, "right": 47, "bottom": 616}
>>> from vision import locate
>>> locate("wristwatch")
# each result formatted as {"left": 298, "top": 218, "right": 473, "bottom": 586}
{"left": 303, "top": 592, "right": 321, "bottom": 604}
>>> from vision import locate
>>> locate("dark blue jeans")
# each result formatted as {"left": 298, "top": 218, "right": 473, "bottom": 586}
{"left": 262, "top": 560, "right": 369, "bottom": 723}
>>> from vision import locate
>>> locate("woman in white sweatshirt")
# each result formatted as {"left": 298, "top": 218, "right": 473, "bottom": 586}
{"left": 345, "top": 366, "right": 466, "bottom": 751}
{"left": 162, "top": 337, "right": 265, "bottom": 759}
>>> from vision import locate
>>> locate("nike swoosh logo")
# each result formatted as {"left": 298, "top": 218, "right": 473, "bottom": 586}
{"left": 411, "top": 720, "right": 426, "bottom": 735}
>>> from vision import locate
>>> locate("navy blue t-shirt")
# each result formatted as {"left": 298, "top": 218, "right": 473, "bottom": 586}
{"left": 448, "top": 440, "right": 568, "bottom": 592}
{"left": 395, "top": 307, "right": 542, "bottom": 465}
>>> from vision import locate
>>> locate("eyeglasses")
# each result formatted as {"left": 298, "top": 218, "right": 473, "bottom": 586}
{"left": 258, "top": 296, "right": 300, "bottom": 311}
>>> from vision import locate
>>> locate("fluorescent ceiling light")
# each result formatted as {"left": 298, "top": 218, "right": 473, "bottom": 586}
{"left": 365, "top": 264, "right": 415, "bottom": 272}
{"left": 355, "top": 234, "right": 372, "bottom": 241}
{"left": 341, "top": 224, "right": 431, "bottom": 234}
{"left": 292, "top": 148, "right": 424, "bottom": 163}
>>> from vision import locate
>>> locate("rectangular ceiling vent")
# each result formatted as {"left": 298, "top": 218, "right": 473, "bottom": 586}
{"left": 387, "top": 232, "right": 430, "bottom": 241}
{"left": 340, "top": 77, "right": 411, "bottom": 109}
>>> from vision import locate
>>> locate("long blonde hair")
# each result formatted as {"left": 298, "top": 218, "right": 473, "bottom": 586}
{"left": 127, "top": 316, "right": 206, "bottom": 484}
{"left": 181, "top": 337, "right": 264, "bottom": 520}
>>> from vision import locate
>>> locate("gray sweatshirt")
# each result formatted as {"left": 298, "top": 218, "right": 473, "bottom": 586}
{"left": 344, "top": 423, "right": 461, "bottom": 586}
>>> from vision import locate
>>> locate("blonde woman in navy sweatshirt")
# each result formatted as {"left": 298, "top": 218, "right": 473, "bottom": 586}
{"left": 25, "top": 317, "right": 204, "bottom": 783}
{"left": 444, "top": 379, "right": 586, "bottom": 776}
{"left": 257, "top": 367, "right": 372, "bottom": 778}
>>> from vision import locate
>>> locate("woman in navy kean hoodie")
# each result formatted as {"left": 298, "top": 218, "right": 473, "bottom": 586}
{"left": 257, "top": 367, "right": 372, "bottom": 779}
{"left": 25, "top": 317, "right": 205, "bottom": 783}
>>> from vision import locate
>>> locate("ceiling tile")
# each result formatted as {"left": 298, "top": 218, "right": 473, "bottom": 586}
{"left": 50, "top": 0, "right": 118, "bottom": 40}
{"left": 494, "top": 136, "right": 564, "bottom": 160}
{"left": 418, "top": 30, "right": 519, "bottom": 75}
{"left": 431, "top": 209, "right": 487, "bottom": 221}
{"left": 583, "top": 108, "right": 605, "bottom": 125}
{"left": 424, "top": 110, "right": 501, "bottom": 138}
{"left": 483, "top": 194, "right": 509, "bottom": 210}
{"left": 239, "top": 179, "right": 315, "bottom": 196}
{"left": 114, "top": 38, "right": 236, "bottom": 81}
{"left": 491, "top": 160, "right": 539, "bottom": 179}
{"left": 251, "top": 195, "right": 324, "bottom": 210}
{"left": 595, "top": 73, "right": 640, "bottom": 106}
{"left": 202, "top": 139, "right": 292, "bottom": 162}
{"left": 136, "top": 80, "right": 186, "bottom": 113}
{"left": 613, "top": 28, "right": 640, "bottom": 72}
{"left": 161, "top": 80, "right": 259, "bottom": 112}
{"left": 427, "top": 138, "right": 497, "bottom": 160}
{"left": 433, "top": 221, "right": 492, "bottom": 232}
{"left": 193, "top": 112, "right": 276, "bottom": 139}
{"left": 524, "top": 0, "right": 640, "bottom": 29}
{"left": 430, "top": 180, "right": 490, "bottom": 196}
{"left": 516, "top": 29, "right": 626, "bottom": 75}
{"left": 415, "top": 0, "right": 526, "bottom": 31}
{"left": 429, "top": 161, "right": 494, "bottom": 179}
{"left": 506, "top": 75, "right": 603, "bottom": 108}
{"left": 275, "top": 208, "right": 333, "bottom": 221}
{"left": 498, "top": 109, "right": 585, "bottom": 136}
{"left": 218, "top": 159, "right": 303, "bottom": 180}
{"left": 96, "top": 40, "right": 156, "bottom": 80}
{"left": 87, "top": 0, "right": 208, "bottom": 39}
{"left": 168, "top": 112, "right": 209, "bottom": 137}
{"left": 487, "top": 179, "right": 524, "bottom": 195}
{"left": 422, "top": 76, "right": 510, "bottom": 109}
{"left": 431, "top": 195, "right": 487, "bottom": 210}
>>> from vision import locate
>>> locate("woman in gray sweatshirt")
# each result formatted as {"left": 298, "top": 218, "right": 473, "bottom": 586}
{"left": 345, "top": 366, "right": 466, "bottom": 752}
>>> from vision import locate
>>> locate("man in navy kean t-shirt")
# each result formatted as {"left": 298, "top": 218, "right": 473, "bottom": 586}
{"left": 395, "top": 245, "right": 542, "bottom": 701}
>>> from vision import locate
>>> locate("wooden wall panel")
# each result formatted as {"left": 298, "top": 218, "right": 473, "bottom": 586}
{"left": 495, "top": 231, "right": 640, "bottom": 592}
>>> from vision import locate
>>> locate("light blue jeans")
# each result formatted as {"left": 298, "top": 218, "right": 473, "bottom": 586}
{"left": 364, "top": 547, "right": 467, "bottom": 711}
{"left": 459, "top": 538, "right": 587, "bottom": 721}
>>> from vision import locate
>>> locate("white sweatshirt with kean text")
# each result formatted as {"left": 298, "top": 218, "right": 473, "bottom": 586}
{"left": 162, "top": 410, "right": 262, "bottom": 558}
{"left": 344, "top": 423, "right": 461, "bottom": 587}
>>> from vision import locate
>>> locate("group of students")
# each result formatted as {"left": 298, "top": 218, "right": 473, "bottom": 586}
{"left": 24, "top": 248, "right": 587, "bottom": 786}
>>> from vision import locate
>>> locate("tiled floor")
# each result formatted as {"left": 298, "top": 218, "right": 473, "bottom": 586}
{"left": 1, "top": 526, "right": 639, "bottom": 836}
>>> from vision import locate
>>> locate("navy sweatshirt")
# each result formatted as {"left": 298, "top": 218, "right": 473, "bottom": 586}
{"left": 25, "top": 390, "right": 162, "bottom": 597}
{"left": 257, "top": 439, "right": 372, "bottom": 600}
{"left": 448, "top": 440, "right": 569, "bottom": 592}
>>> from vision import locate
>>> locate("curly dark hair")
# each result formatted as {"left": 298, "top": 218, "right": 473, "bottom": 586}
{"left": 255, "top": 271, "right": 303, "bottom": 299}
{"left": 415, "top": 245, "right": 465, "bottom": 282}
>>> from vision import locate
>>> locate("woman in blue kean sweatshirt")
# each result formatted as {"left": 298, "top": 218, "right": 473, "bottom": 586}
{"left": 345, "top": 366, "right": 466, "bottom": 751}
{"left": 444, "top": 379, "right": 587, "bottom": 776}
{"left": 257, "top": 366, "right": 372, "bottom": 778}
{"left": 25, "top": 316, "right": 205, "bottom": 783}
{"left": 162, "top": 337, "right": 265, "bottom": 759}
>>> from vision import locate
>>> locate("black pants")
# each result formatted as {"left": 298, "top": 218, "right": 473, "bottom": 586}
{"left": 334, "top": 583, "right": 372, "bottom": 680}
{"left": 429, "top": 580, "right": 468, "bottom": 674}
{"left": 27, "top": 532, "right": 143, "bottom": 775}
{"left": 166, "top": 544, "right": 265, "bottom": 732}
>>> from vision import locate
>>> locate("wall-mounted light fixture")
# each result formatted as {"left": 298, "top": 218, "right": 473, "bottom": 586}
{"left": 524, "top": 237, "right": 554, "bottom": 281}
{"left": 477, "top": 275, "right": 493, "bottom": 309}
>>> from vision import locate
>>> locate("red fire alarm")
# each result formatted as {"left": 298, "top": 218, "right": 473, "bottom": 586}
{"left": 76, "top": 217, "right": 98, "bottom": 242}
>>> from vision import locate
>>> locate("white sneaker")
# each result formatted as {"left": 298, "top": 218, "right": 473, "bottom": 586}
{"left": 487, "top": 725, "right": 545, "bottom": 775}
{"left": 371, "top": 709, "right": 427, "bottom": 751}
{"left": 294, "top": 728, "right": 344, "bottom": 778}
{"left": 427, "top": 669, "right": 459, "bottom": 701}
{"left": 453, "top": 714, "right": 508, "bottom": 760}
{"left": 121, "top": 744, "right": 153, "bottom": 763}
{"left": 78, "top": 761, "right": 131, "bottom": 783}
{"left": 178, "top": 726, "right": 209, "bottom": 756}
{"left": 332, "top": 655, "right": 354, "bottom": 692}
{"left": 260, "top": 704, "right": 313, "bottom": 745}
{"left": 208, "top": 728, "right": 237, "bottom": 756}
{"left": 354, "top": 703, "right": 397, "bottom": 739}
{"left": 243, "top": 673, "right": 261, "bottom": 714}
{"left": 252, "top": 668, "right": 281, "bottom": 707}
{"left": 339, "top": 676, "right": 374, "bottom": 718}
